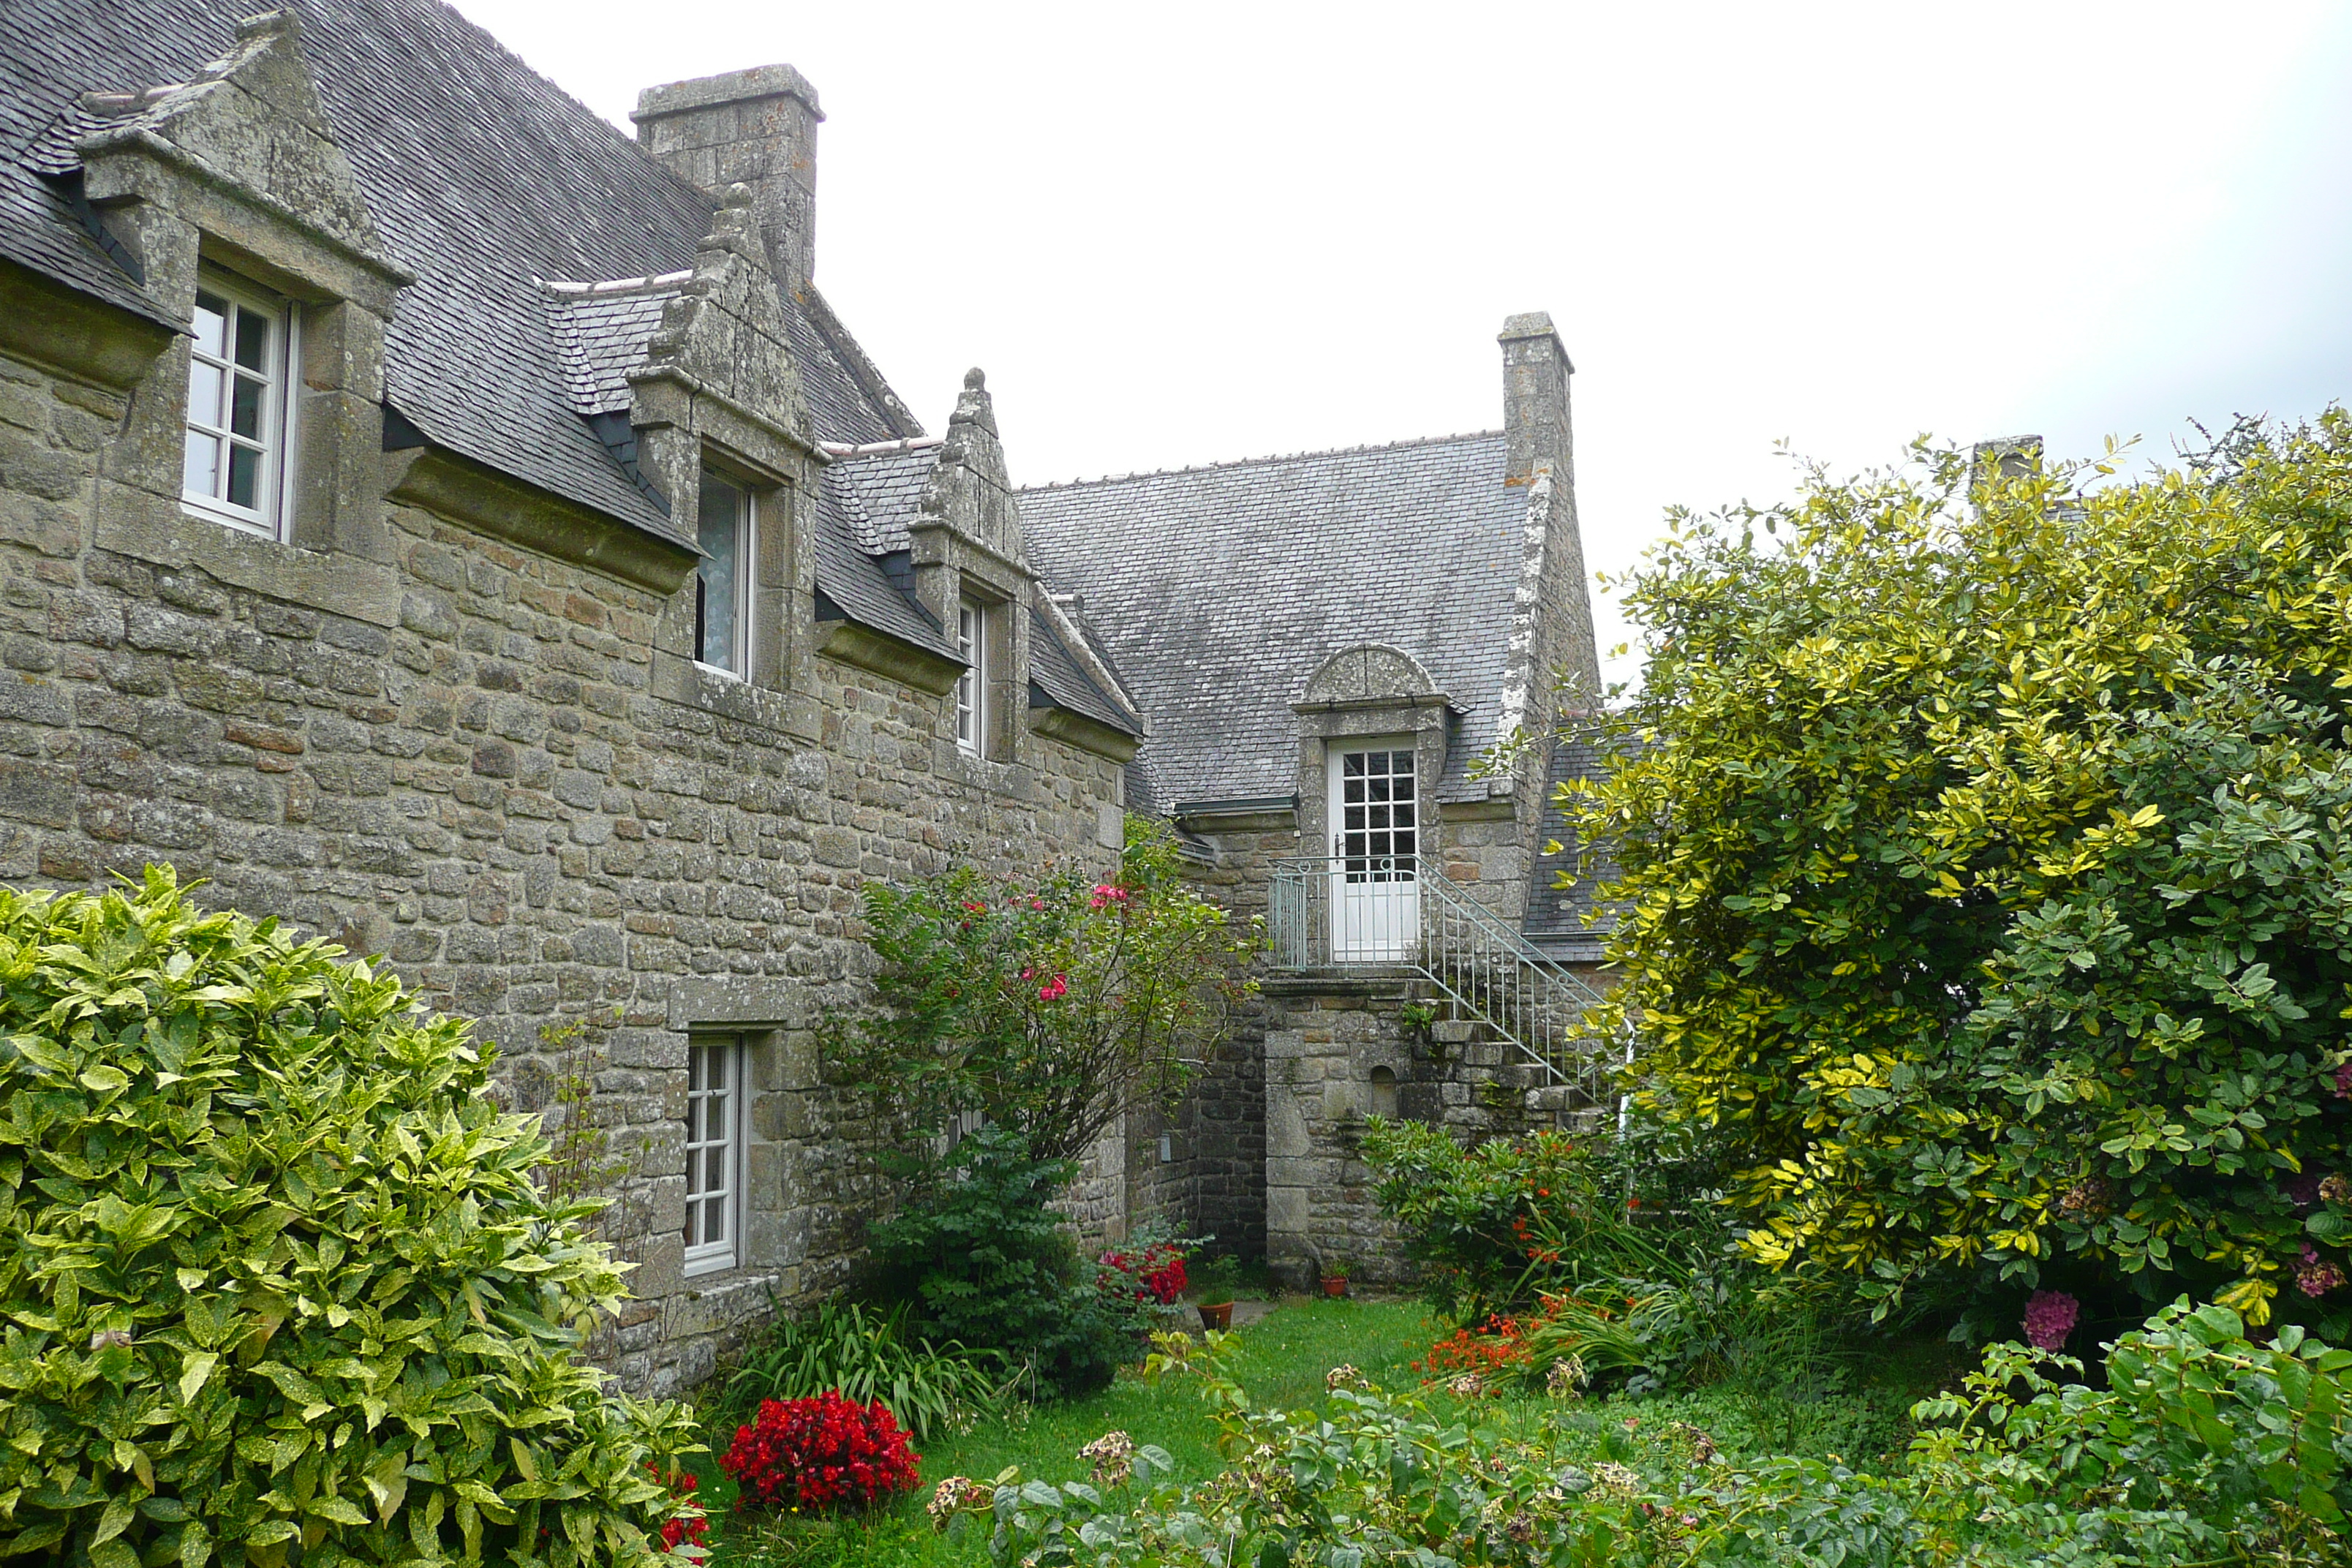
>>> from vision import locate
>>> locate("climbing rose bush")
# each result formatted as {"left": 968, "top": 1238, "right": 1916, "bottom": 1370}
{"left": 0, "top": 868, "right": 702, "bottom": 1567}
{"left": 720, "top": 1392, "right": 921, "bottom": 1514}
{"left": 828, "top": 819, "right": 1256, "bottom": 1166}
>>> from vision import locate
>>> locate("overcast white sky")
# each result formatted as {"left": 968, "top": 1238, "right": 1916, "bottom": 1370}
{"left": 456, "top": 0, "right": 2352, "bottom": 687}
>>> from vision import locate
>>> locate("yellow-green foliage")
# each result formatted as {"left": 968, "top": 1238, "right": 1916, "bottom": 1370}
{"left": 1567, "top": 416, "right": 2352, "bottom": 1325}
{"left": 0, "top": 868, "right": 700, "bottom": 1566}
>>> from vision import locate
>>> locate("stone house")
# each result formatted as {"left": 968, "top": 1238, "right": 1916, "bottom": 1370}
{"left": 0, "top": 0, "right": 1609, "bottom": 1384}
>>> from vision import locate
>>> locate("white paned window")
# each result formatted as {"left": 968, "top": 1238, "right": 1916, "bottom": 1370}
{"left": 683, "top": 1036, "right": 743, "bottom": 1275}
{"left": 182, "top": 271, "right": 293, "bottom": 537}
{"left": 956, "top": 597, "right": 988, "bottom": 756}
{"left": 1337, "top": 747, "right": 1418, "bottom": 875}
{"left": 695, "top": 472, "right": 753, "bottom": 675}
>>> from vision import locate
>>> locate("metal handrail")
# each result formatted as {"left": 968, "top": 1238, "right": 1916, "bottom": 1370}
{"left": 1267, "top": 853, "right": 1614, "bottom": 1107}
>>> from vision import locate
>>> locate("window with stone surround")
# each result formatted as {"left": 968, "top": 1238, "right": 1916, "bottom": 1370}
{"left": 181, "top": 268, "right": 294, "bottom": 538}
{"left": 956, "top": 595, "right": 990, "bottom": 756}
{"left": 683, "top": 1036, "right": 744, "bottom": 1275}
{"left": 695, "top": 472, "right": 753, "bottom": 676}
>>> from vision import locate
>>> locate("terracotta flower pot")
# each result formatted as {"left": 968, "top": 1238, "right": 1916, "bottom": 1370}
{"left": 1197, "top": 1301, "right": 1233, "bottom": 1331}
{"left": 1322, "top": 1276, "right": 1348, "bottom": 1298}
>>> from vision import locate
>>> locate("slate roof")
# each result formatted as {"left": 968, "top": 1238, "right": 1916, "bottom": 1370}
{"left": 808, "top": 468, "right": 949, "bottom": 661}
{"left": 543, "top": 276, "right": 687, "bottom": 417}
{"left": 1019, "top": 432, "right": 1528, "bottom": 810}
{"left": 1521, "top": 734, "right": 1630, "bottom": 960}
{"left": 821, "top": 439, "right": 939, "bottom": 553}
{"left": 1029, "top": 609, "right": 1140, "bottom": 739}
{"left": 0, "top": 0, "right": 919, "bottom": 557}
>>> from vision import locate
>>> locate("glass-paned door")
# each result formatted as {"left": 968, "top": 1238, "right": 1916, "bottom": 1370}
{"left": 1328, "top": 742, "right": 1419, "bottom": 960}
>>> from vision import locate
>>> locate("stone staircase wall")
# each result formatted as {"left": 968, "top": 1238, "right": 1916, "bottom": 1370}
{"left": 1261, "top": 968, "right": 1613, "bottom": 1289}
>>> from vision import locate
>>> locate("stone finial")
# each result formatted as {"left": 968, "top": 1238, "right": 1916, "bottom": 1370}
{"left": 949, "top": 368, "right": 998, "bottom": 440}
{"left": 1499, "top": 310, "right": 1572, "bottom": 489}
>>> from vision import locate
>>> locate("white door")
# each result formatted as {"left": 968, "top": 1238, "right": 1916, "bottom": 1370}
{"left": 1328, "top": 741, "right": 1420, "bottom": 960}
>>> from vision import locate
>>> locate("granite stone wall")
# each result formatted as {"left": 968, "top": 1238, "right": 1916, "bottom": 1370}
{"left": 0, "top": 340, "right": 1131, "bottom": 1393}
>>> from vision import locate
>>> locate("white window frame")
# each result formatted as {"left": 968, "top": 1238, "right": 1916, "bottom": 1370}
{"left": 956, "top": 596, "right": 989, "bottom": 756}
{"left": 181, "top": 267, "right": 297, "bottom": 539}
{"left": 693, "top": 472, "right": 755, "bottom": 679}
{"left": 682, "top": 1034, "right": 745, "bottom": 1276}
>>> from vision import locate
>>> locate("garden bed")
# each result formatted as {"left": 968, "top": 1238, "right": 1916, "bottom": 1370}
{"left": 682, "top": 1297, "right": 1961, "bottom": 1566}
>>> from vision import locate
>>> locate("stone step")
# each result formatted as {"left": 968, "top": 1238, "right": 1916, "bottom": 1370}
{"left": 1429, "top": 1019, "right": 1481, "bottom": 1044}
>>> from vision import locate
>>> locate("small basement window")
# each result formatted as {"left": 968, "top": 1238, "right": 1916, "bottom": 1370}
{"left": 684, "top": 1035, "right": 744, "bottom": 1275}
{"left": 1371, "top": 1066, "right": 1398, "bottom": 1119}
{"left": 182, "top": 271, "right": 293, "bottom": 538}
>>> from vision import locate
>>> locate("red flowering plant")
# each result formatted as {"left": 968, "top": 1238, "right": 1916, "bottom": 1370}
{"left": 645, "top": 1464, "right": 709, "bottom": 1555}
{"left": 1096, "top": 1221, "right": 1211, "bottom": 1322}
{"left": 720, "top": 1392, "right": 922, "bottom": 1516}
{"left": 828, "top": 821, "right": 1258, "bottom": 1169}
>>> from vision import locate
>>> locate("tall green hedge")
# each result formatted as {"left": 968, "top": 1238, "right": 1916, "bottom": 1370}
{"left": 0, "top": 869, "right": 698, "bottom": 1566}
{"left": 1569, "top": 415, "right": 2352, "bottom": 1330}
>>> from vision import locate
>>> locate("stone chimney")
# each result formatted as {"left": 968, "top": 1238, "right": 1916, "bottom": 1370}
{"left": 1499, "top": 312, "right": 1573, "bottom": 488}
{"left": 633, "top": 65, "right": 822, "bottom": 294}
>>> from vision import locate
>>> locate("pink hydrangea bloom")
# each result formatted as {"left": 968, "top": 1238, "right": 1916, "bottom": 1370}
{"left": 2022, "top": 1290, "right": 2078, "bottom": 1350}
{"left": 2298, "top": 1245, "right": 2346, "bottom": 1298}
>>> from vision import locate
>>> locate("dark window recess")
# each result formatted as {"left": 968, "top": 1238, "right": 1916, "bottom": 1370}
{"left": 878, "top": 549, "right": 919, "bottom": 605}
{"left": 41, "top": 170, "right": 143, "bottom": 284}
{"left": 584, "top": 411, "right": 668, "bottom": 513}
{"left": 380, "top": 402, "right": 429, "bottom": 450}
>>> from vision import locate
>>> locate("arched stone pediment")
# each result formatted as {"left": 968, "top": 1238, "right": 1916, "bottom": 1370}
{"left": 1299, "top": 643, "right": 1444, "bottom": 709}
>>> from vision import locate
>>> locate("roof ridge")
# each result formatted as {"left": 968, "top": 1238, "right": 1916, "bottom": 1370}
{"left": 1019, "top": 429, "right": 1504, "bottom": 492}
{"left": 537, "top": 270, "right": 694, "bottom": 297}
{"left": 821, "top": 435, "right": 946, "bottom": 459}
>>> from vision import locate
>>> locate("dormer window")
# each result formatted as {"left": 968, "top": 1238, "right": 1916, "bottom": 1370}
{"left": 181, "top": 271, "right": 293, "bottom": 537}
{"left": 696, "top": 471, "right": 753, "bottom": 675}
{"left": 957, "top": 597, "right": 989, "bottom": 756}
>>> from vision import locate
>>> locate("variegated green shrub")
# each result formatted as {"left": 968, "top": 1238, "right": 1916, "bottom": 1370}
{"left": 0, "top": 868, "right": 701, "bottom": 1567}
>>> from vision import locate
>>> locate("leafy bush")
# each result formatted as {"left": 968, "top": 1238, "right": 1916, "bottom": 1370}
{"left": 865, "top": 1126, "right": 1130, "bottom": 1399}
{"left": 720, "top": 1392, "right": 920, "bottom": 1515}
{"left": 720, "top": 1299, "right": 1017, "bottom": 1444}
{"left": 940, "top": 1303, "right": 2350, "bottom": 1567}
{"left": 1565, "top": 418, "right": 2352, "bottom": 1328}
{"left": 1360, "top": 1118, "right": 1707, "bottom": 1319}
{"left": 0, "top": 868, "right": 700, "bottom": 1567}
{"left": 828, "top": 821, "right": 1256, "bottom": 1166}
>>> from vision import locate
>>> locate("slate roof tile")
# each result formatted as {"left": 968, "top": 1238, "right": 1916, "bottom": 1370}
{"left": 1029, "top": 608, "right": 1140, "bottom": 739}
{"left": 1019, "top": 432, "right": 1526, "bottom": 811}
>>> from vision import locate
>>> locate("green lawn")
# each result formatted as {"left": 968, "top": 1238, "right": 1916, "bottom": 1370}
{"left": 687, "top": 1298, "right": 1437, "bottom": 1566}
{"left": 682, "top": 1297, "right": 1952, "bottom": 1564}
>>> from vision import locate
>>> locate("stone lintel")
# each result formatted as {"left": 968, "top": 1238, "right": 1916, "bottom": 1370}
{"left": 1439, "top": 797, "right": 1515, "bottom": 823}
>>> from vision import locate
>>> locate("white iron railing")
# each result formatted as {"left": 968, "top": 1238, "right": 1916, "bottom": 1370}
{"left": 1267, "top": 853, "right": 1616, "bottom": 1107}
